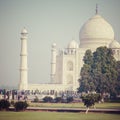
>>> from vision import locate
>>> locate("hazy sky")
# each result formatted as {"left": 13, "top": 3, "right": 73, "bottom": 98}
{"left": 0, "top": 0, "right": 120, "bottom": 88}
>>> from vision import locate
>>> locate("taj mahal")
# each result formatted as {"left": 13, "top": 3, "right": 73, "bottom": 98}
{"left": 19, "top": 7, "right": 120, "bottom": 93}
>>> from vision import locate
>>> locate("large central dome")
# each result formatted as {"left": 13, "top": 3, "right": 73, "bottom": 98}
{"left": 79, "top": 14, "right": 114, "bottom": 48}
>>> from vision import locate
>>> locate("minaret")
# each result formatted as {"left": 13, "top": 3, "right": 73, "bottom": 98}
{"left": 51, "top": 43, "right": 57, "bottom": 83}
{"left": 19, "top": 27, "right": 28, "bottom": 90}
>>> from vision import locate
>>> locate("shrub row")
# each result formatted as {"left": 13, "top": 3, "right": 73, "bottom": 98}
{"left": 0, "top": 99, "right": 29, "bottom": 111}
{"left": 14, "top": 101, "right": 28, "bottom": 111}
{"left": 0, "top": 99, "right": 10, "bottom": 110}
{"left": 34, "top": 96, "right": 74, "bottom": 103}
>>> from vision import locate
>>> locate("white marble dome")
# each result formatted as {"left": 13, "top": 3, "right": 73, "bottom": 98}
{"left": 68, "top": 40, "right": 78, "bottom": 49}
{"left": 79, "top": 14, "right": 114, "bottom": 48}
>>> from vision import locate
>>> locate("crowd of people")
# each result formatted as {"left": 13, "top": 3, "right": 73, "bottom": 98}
{"left": 0, "top": 89, "right": 81, "bottom": 102}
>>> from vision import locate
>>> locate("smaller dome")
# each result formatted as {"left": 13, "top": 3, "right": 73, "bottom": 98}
{"left": 68, "top": 40, "right": 78, "bottom": 49}
{"left": 21, "top": 27, "right": 28, "bottom": 34}
{"left": 109, "top": 40, "right": 120, "bottom": 48}
{"left": 52, "top": 43, "right": 56, "bottom": 47}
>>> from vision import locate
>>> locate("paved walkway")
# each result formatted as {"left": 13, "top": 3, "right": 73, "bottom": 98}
{"left": 26, "top": 107, "right": 120, "bottom": 114}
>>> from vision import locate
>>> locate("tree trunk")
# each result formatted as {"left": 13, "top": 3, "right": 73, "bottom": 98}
{"left": 93, "top": 105, "right": 96, "bottom": 109}
{"left": 85, "top": 107, "right": 89, "bottom": 114}
{"left": 101, "top": 93, "right": 105, "bottom": 103}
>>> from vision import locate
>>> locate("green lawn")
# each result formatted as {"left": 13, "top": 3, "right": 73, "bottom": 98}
{"left": 29, "top": 102, "right": 120, "bottom": 109}
{"left": 0, "top": 111, "right": 120, "bottom": 120}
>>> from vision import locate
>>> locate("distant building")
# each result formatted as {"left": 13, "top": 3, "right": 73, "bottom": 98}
{"left": 19, "top": 7, "right": 120, "bottom": 93}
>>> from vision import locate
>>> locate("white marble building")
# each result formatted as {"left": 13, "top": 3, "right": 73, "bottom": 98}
{"left": 19, "top": 9, "right": 120, "bottom": 93}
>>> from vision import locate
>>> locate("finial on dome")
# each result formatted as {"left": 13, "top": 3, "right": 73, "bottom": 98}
{"left": 21, "top": 27, "right": 28, "bottom": 34}
{"left": 95, "top": 4, "right": 98, "bottom": 14}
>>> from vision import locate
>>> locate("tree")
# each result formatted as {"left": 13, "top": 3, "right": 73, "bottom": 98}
{"left": 81, "top": 93, "right": 101, "bottom": 114}
{"left": 78, "top": 50, "right": 95, "bottom": 92}
{"left": 83, "top": 49, "right": 93, "bottom": 65}
{"left": 78, "top": 46, "right": 119, "bottom": 98}
{"left": 93, "top": 47, "right": 118, "bottom": 96}
{"left": 115, "top": 61, "right": 120, "bottom": 96}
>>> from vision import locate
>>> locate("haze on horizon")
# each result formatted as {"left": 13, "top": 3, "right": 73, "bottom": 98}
{"left": 0, "top": 0, "right": 120, "bottom": 88}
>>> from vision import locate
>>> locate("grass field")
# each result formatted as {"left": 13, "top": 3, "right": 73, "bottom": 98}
{"left": 29, "top": 102, "right": 120, "bottom": 109}
{"left": 0, "top": 111, "right": 120, "bottom": 120}
{"left": 0, "top": 102, "right": 120, "bottom": 120}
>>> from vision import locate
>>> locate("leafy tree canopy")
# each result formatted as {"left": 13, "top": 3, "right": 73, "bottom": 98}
{"left": 78, "top": 46, "right": 119, "bottom": 97}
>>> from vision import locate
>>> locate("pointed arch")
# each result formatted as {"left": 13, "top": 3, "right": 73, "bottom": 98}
{"left": 67, "top": 61, "right": 73, "bottom": 71}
